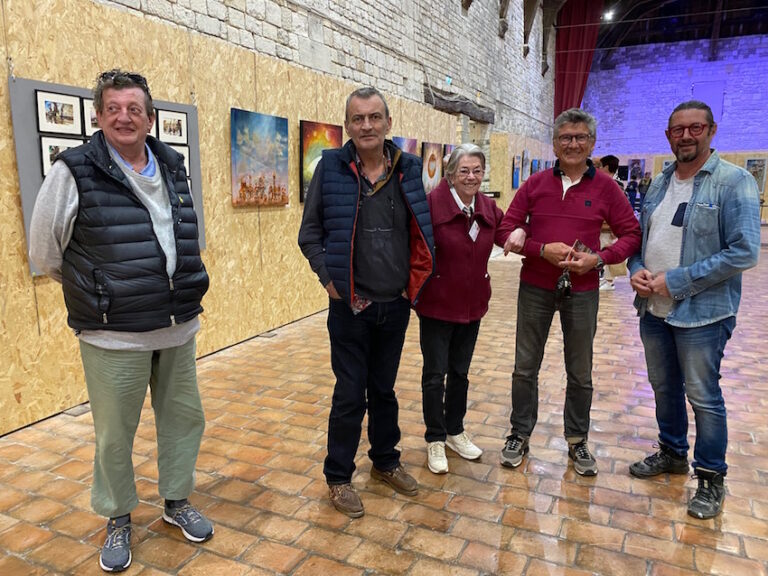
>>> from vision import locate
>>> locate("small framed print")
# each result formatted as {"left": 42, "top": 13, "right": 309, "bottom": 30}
{"left": 158, "top": 109, "right": 187, "bottom": 144}
{"left": 36, "top": 90, "right": 82, "bottom": 135}
{"left": 169, "top": 145, "right": 191, "bottom": 177}
{"left": 41, "top": 136, "right": 82, "bottom": 175}
{"left": 82, "top": 98, "right": 100, "bottom": 136}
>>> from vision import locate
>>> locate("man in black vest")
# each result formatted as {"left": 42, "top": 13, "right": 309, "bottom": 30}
{"left": 298, "top": 87, "right": 434, "bottom": 518}
{"left": 29, "top": 70, "right": 211, "bottom": 573}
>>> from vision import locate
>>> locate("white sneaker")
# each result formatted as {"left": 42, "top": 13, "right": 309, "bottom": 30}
{"left": 427, "top": 441, "right": 448, "bottom": 474}
{"left": 446, "top": 431, "right": 483, "bottom": 460}
{"left": 599, "top": 280, "right": 615, "bottom": 291}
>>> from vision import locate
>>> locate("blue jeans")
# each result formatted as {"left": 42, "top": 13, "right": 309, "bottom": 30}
{"left": 639, "top": 313, "right": 735, "bottom": 474}
{"left": 509, "top": 282, "right": 598, "bottom": 441}
{"left": 324, "top": 297, "right": 410, "bottom": 484}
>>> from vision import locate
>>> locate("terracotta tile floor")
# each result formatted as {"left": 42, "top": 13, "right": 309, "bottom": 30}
{"left": 2, "top": 249, "right": 767, "bottom": 575}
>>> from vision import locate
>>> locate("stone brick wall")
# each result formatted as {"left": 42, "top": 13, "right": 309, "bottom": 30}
{"left": 582, "top": 35, "right": 768, "bottom": 155}
{"left": 100, "top": 0, "right": 555, "bottom": 141}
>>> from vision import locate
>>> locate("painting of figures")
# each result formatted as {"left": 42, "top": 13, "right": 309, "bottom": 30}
{"left": 231, "top": 108, "right": 289, "bottom": 207}
{"left": 421, "top": 141, "right": 442, "bottom": 194}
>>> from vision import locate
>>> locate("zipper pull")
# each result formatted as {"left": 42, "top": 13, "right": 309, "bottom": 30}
{"left": 169, "top": 279, "right": 175, "bottom": 291}
{"left": 102, "top": 313, "right": 108, "bottom": 324}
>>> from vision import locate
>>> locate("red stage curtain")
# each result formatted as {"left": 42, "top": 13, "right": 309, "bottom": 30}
{"left": 554, "top": 0, "right": 604, "bottom": 117}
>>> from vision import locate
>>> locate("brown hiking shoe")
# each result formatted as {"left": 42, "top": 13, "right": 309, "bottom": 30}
{"left": 371, "top": 465, "right": 418, "bottom": 496}
{"left": 328, "top": 483, "right": 364, "bottom": 518}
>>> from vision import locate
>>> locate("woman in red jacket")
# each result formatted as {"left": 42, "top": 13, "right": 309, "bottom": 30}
{"left": 415, "top": 144, "right": 511, "bottom": 474}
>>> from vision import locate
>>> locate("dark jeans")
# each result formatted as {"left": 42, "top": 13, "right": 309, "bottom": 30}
{"left": 509, "top": 282, "right": 598, "bottom": 442}
{"left": 419, "top": 315, "right": 481, "bottom": 442}
{"left": 639, "top": 313, "right": 734, "bottom": 474}
{"left": 324, "top": 296, "right": 411, "bottom": 484}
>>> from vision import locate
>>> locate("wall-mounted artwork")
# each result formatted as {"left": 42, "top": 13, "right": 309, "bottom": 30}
{"left": 421, "top": 141, "right": 442, "bottom": 194}
{"left": 393, "top": 136, "right": 418, "bottom": 155}
{"left": 300, "top": 120, "right": 343, "bottom": 203}
{"left": 521, "top": 149, "right": 531, "bottom": 181}
{"left": 169, "top": 145, "right": 191, "bottom": 177}
{"left": 36, "top": 90, "right": 82, "bottom": 135}
{"left": 745, "top": 158, "right": 767, "bottom": 196}
{"left": 231, "top": 108, "right": 289, "bottom": 207}
{"left": 40, "top": 136, "right": 82, "bottom": 175}
{"left": 512, "top": 154, "right": 521, "bottom": 188}
{"left": 158, "top": 109, "right": 187, "bottom": 144}
{"left": 82, "top": 98, "right": 99, "bottom": 136}
{"left": 662, "top": 160, "right": 674, "bottom": 172}
{"left": 629, "top": 158, "right": 645, "bottom": 181}
{"left": 531, "top": 159, "right": 539, "bottom": 175}
{"left": 443, "top": 143, "right": 456, "bottom": 159}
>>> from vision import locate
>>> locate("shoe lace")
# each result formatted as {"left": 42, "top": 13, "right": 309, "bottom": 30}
{"left": 105, "top": 525, "right": 130, "bottom": 550}
{"left": 506, "top": 436, "right": 524, "bottom": 452}
{"left": 172, "top": 503, "right": 202, "bottom": 526}
{"left": 572, "top": 442, "right": 592, "bottom": 461}
{"left": 428, "top": 443, "right": 445, "bottom": 458}
{"left": 331, "top": 483, "right": 354, "bottom": 498}
{"left": 453, "top": 432, "right": 471, "bottom": 447}
{"left": 692, "top": 476, "right": 715, "bottom": 503}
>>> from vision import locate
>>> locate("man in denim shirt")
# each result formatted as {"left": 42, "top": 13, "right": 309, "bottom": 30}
{"left": 627, "top": 101, "right": 760, "bottom": 519}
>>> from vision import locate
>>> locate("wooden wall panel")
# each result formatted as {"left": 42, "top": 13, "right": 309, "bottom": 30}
{"left": 0, "top": 0, "right": 458, "bottom": 434}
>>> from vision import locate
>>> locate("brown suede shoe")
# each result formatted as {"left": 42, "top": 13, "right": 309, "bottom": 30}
{"left": 371, "top": 465, "right": 418, "bottom": 496}
{"left": 328, "top": 483, "right": 364, "bottom": 518}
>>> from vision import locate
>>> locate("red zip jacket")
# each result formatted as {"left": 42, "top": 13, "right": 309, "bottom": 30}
{"left": 415, "top": 179, "right": 507, "bottom": 323}
{"left": 498, "top": 165, "right": 641, "bottom": 292}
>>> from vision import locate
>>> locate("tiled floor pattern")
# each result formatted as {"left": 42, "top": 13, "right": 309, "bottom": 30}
{"left": 1, "top": 250, "right": 767, "bottom": 575}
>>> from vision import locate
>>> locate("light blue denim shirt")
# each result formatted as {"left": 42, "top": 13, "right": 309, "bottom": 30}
{"left": 627, "top": 150, "right": 760, "bottom": 328}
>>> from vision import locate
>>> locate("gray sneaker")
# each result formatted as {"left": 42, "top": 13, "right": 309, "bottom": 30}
{"left": 568, "top": 441, "right": 598, "bottom": 476}
{"left": 500, "top": 435, "right": 529, "bottom": 468}
{"left": 99, "top": 519, "right": 131, "bottom": 572}
{"left": 163, "top": 501, "right": 214, "bottom": 542}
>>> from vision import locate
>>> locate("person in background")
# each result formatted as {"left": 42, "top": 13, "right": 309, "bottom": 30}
{"left": 298, "top": 86, "right": 434, "bottom": 518}
{"left": 596, "top": 154, "right": 630, "bottom": 290}
{"left": 415, "top": 144, "right": 512, "bottom": 474}
{"left": 498, "top": 108, "right": 641, "bottom": 476}
{"left": 628, "top": 100, "right": 760, "bottom": 519}
{"left": 29, "top": 69, "right": 212, "bottom": 573}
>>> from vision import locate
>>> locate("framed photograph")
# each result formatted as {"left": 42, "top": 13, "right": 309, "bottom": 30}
{"left": 82, "top": 98, "right": 100, "bottom": 136}
{"left": 421, "top": 141, "right": 442, "bottom": 194}
{"left": 158, "top": 109, "right": 188, "bottom": 144}
{"left": 41, "top": 136, "right": 82, "bottom": 175}
{"left": 169, "top": 145, "right": 191, "bottom": 177}
{"left": 231, "top": 108, "right": 289, "bottom": 207}
{"left": 745, "top": 158, "right": 767, "bottom": 196}
{"left": 36, "top": 90, "right": 82, "bottom": 135}
{"left": 299, "top": 120, "right": 343, "bottom": 203}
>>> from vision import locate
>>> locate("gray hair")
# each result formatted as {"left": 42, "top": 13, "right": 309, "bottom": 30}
{"left": 445, "top": 143, "right": 486, "bottom": 179}
{"left": 344, "top": 86, "right": 390, "bottom": 122}
{"left": 93, "top": 69, "right": 154, "bottom": 117}
{"left": 553, "top": 108, "right": 596, "bottom": 140}
{"left": 669, "top": 100, "right": 714, "bottom": 127}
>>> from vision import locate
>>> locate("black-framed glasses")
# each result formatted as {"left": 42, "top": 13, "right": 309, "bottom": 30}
{"left": 557, "top": 133, "right": 591, "bottom": 146}
{"left": 667, "top": 123, "right": 708, "bottom": 138}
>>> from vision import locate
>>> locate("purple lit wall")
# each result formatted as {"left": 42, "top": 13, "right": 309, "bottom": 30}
{"left": 581, "top": 35, "right": 768, "bottom": 155}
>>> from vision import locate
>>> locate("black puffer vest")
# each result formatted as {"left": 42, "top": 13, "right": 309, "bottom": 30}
{"left": 59, "top": 132, "right": 209, "bottom": 332}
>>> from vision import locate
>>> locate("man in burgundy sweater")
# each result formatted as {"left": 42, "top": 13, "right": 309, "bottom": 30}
{"left": 498, "top": 108, "right": 641, "bottom": 476}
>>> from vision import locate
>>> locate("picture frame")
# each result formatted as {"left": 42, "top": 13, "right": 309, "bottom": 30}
{"left": 299, "top": 120, "right": 343, "bottom": 203}
{"left": 158, "top": 109, "right": 188, "bottom": 144}
{"left": 745, "top": 158, "right": 766, "bottom": 196}
{"left": 40, "top": 136, "right": 82, "bottom": 175}
{"left": 82, "top": 98, "right": 99, "bottom": 136}
{"left": 169, "top": 145, "right": 191, "bottom": 177}
{"left": 392, "top": 136, "right": 418, "bottom": 155}
{"left": 36, "top": 90, "right": 82, "bottom": 135}
{"left": 421, "top": 141, "right": 442, "bottom": 194}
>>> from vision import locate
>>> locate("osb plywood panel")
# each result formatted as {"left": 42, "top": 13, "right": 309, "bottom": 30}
{"left": 0, "top": 0, "right": 461, "bottom": 434}
{"left": 489, "top": 133, "right": 509, "bottom": 208}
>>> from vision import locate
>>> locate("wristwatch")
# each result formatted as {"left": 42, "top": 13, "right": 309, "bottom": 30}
{"left": 594, "top": 254, "right": 605, "bottom": 271}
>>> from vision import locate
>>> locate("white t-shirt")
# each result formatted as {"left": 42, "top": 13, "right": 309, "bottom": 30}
{"left": 644, "top": 174, "right": 694, "bottom": 318}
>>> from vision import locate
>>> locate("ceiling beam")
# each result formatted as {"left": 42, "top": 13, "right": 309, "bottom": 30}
{"left": 709, "top": 0, "right": 724, "bottom": 60}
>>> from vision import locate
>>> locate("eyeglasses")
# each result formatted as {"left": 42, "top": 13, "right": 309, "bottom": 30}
{"left": 456, "top": 168, "right": 485, "bottom": 178}
{"left": 557, "top": 133, "right": 591, "bottom": 146}
{"left": 667, "top": 123, "right": 708, "bottom": 138}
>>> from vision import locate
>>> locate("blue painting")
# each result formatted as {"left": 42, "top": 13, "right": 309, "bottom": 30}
{"left": 231, "top": 108, "right": 289, "bottom": 207}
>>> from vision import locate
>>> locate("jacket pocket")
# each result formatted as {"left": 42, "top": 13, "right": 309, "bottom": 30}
{"left": 690, "top": 202, "right": 720, "bottom": 237}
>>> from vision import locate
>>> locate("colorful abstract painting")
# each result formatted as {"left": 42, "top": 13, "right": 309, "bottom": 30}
{"left": 300, "top": 120, "right": 343, "bottom": 203}
{"left": 393, "top": 136, "right": 418, "bottom": 155}
{"left": 231, "top": 108, "right": 289, "bottom": 207}
{"left": 512, "top": 155, "right": 521, "bottom": 189}
{"left": 421, "top": 141, "right": 443, "bottom": 194}
{"left": 443, "top": 143, "right": 456, "bottom": 159}
{"left": 521, "top": 149, "right": 531, "bottom": 181}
